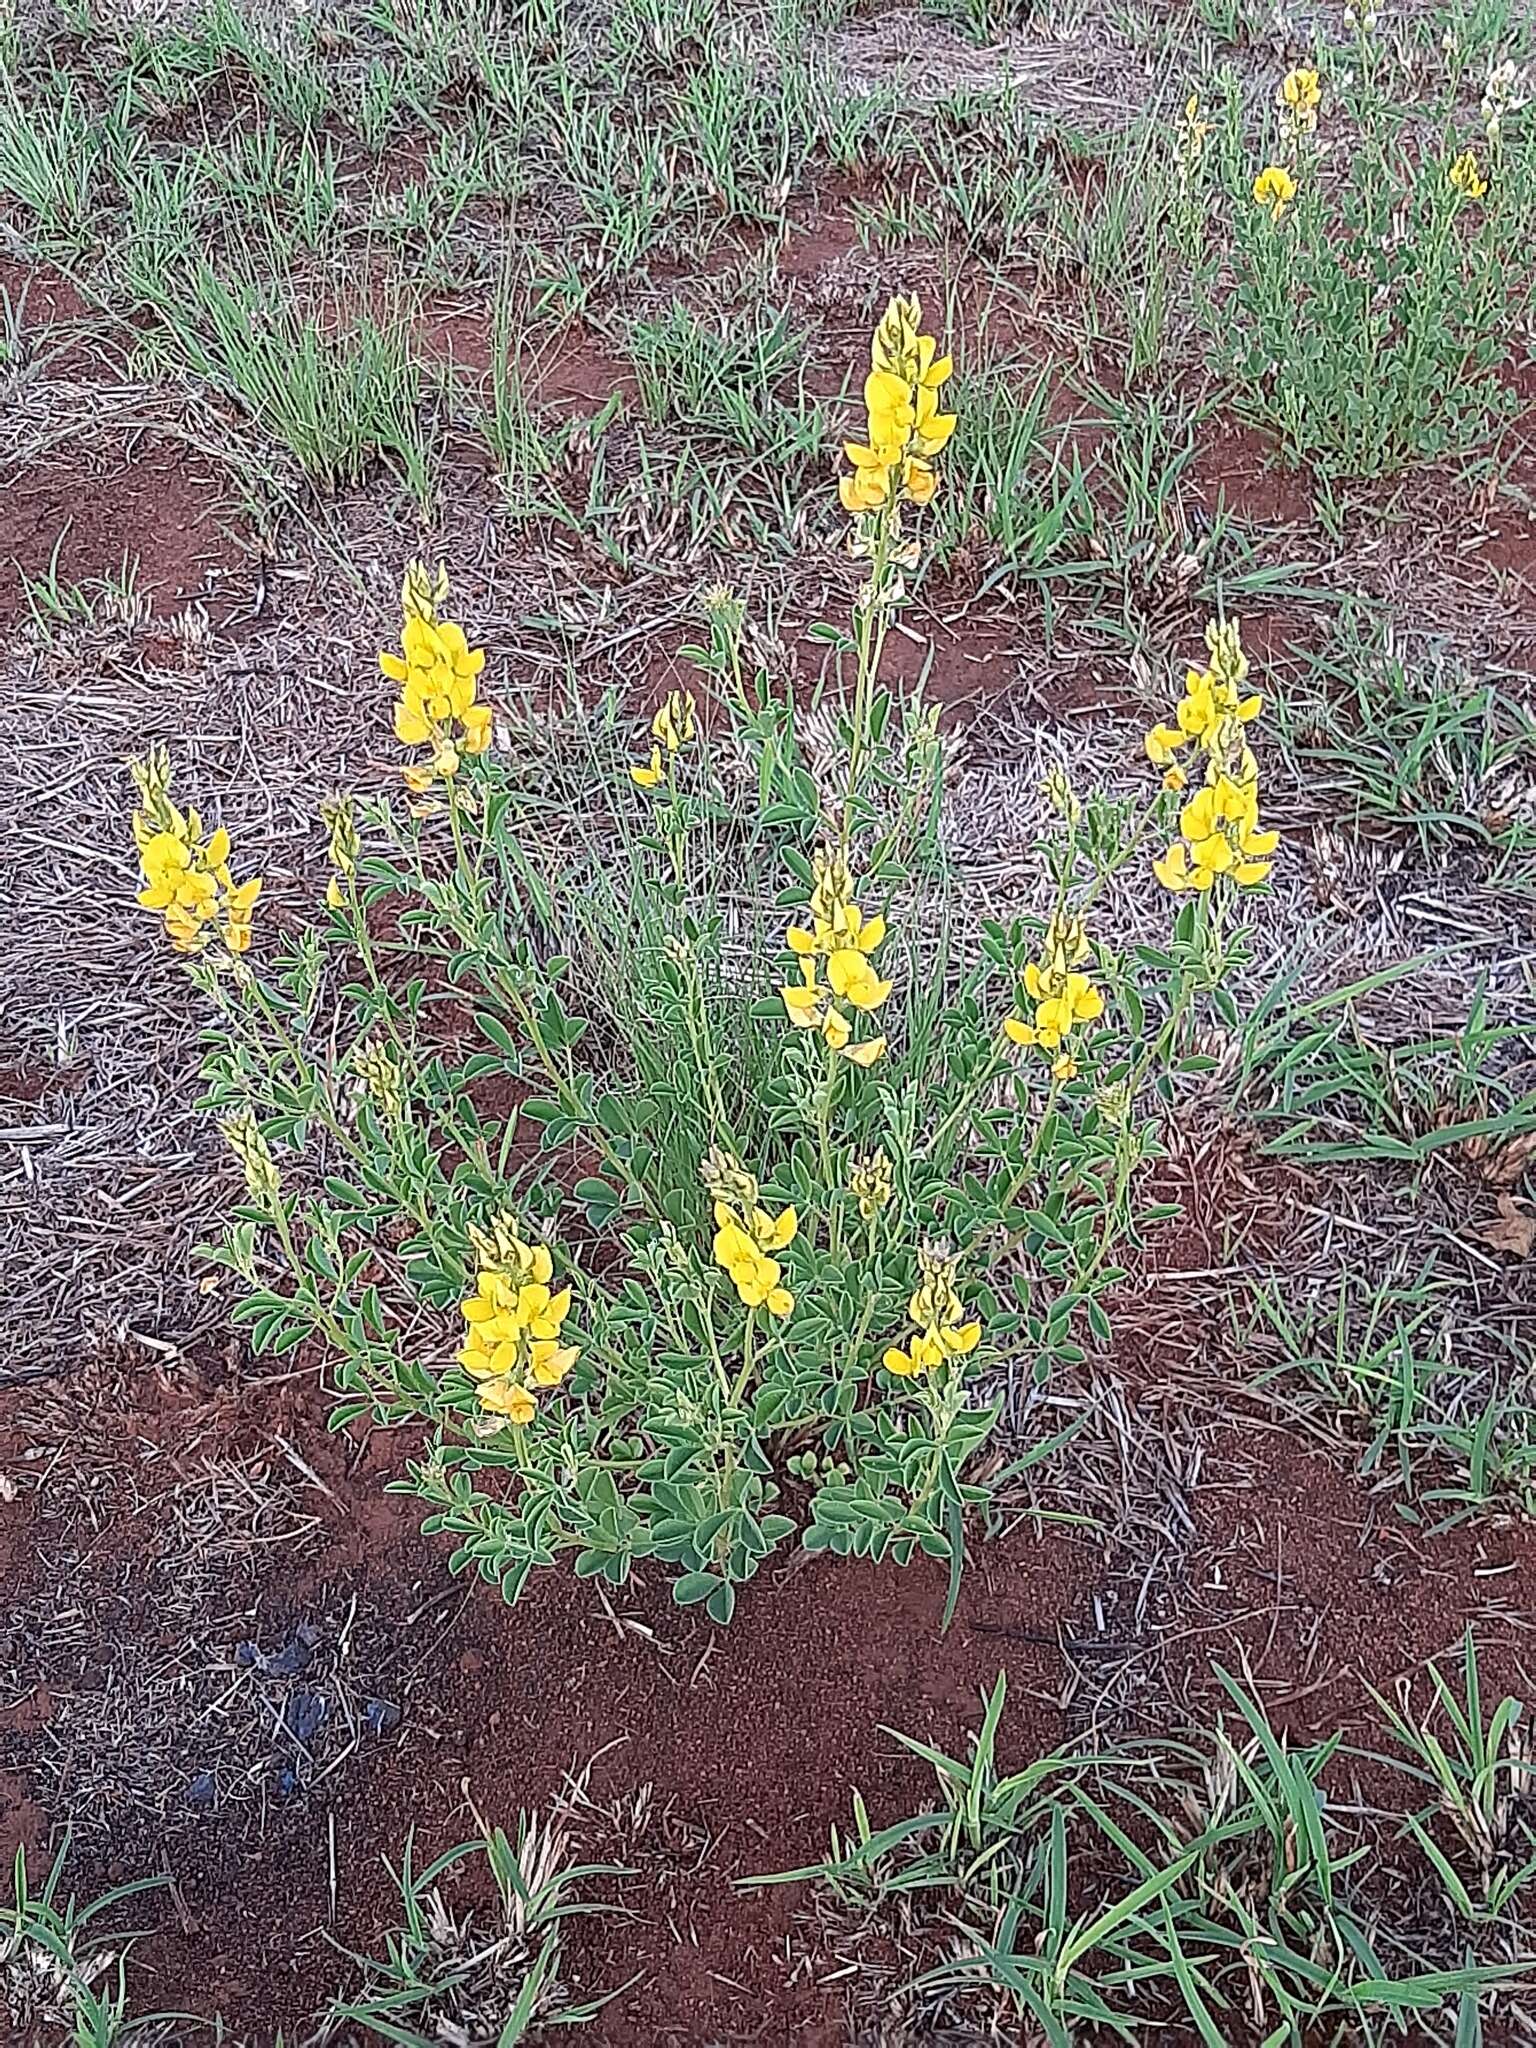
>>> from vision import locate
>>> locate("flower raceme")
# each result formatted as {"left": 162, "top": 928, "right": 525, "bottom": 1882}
{"left": 884, "top": 1244, "right": 982, "bottom": 1378}
{"left": 1174, "top": 92, "right": 1213, "bottom": 192}
{"left": 847, "top": 1148, "right": 893, "bottom": 1223}
{"left": 1004, "top": 913, "right": 1104, "bottom": 1079}
{"left": 780, "top": 851, "right": 890, "bottom": 1066}
{"left": 1280, "top": 66, "right": 1321, "bottom": 132}
{"left": 1144, "top": 619, "right": 1261, "bottom": 789}
{"left": 712, "top": 1202, "right": 797, "bottom": 1316}
{"left": 631, "top": 689, "right": 696, "bottom": 789}
{"left": 700, "top": 1149, "right": 797, "bottom": 1316}
{"left": 1449, "top": 149, "right": 1488, "bottom": 200}
{"left": 840, "top": 295, "right": 956, "bottom": 517}
{"left": 1252, "top": 164, "right": 1297, "bottom": 220}
{"left": 322, "top": 796, "right": 359, "bottom": 910}
{"left": 458, "top": 1217, "right": 578, "bottom": 1427}
{"left": 1147, "top": 619, "right": 1279, "bottom": 893}
{"left": 1154, "top": 779, "right": 1278, "bottom": 891}
{"left": 130, "top": 745, "right": 262, "bottom": 959}
{"left": 381, "top": 561, "right": 492, "bottom": 793}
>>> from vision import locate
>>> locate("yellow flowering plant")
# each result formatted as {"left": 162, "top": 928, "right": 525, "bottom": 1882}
{"left": 139, "top": 303, "right": 1247, "bottom": 1627}
{"left": 1202, "top": 59, "right": 1535, "bottom": 474}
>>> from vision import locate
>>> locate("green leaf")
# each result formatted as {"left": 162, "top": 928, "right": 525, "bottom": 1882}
{"left": 475, "top": 1011, "right": 519, "bottom": 1057}
{"left": 672, "top": 1571, "right": 720, "bottom": 1607}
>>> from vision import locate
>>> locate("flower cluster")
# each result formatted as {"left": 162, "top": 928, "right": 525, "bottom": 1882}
{"left": 1173, "top": 91, "right": 1212, "bottom": 193}
{"left": 458, "top": 1216, "right": 578, "bottom": 1426}
{"left": 839, "top": 295, "right": 956, "bottom": 516}
{"left": 1004, "top": 914, "right": 1104, "bottom": 1081}
{"left": 883, "top": 1244, "right": 981, "bottom": 1378}
{"left": 1482, "top": 59, "right": 1527, "bottom": 144}
{"left": 702, "top": 1150, "right": 796, "bottom": 1317}
{"left": 847, "top": 1147, "right": 893, "bottom": 1223}
{"left": 1279, "top": 66, "right": 1320, "bottom": 135}
{"left": 631, "top": 689, "right": 696, "bottom": 789}
{"left": 322, "top": 796, "right": 359, "bottom": 910}
{"left": 381, "top": 562, "right": 492, "bottom": 792}
{"left": 1252, "top": 163, "right": 1298, "bottom": 220}
{"left": 221, "top": 1109, "right": 280, "bottom": 1208}
{"left": 1146, "top": 620, "right": 1279, "bottom": 892}
{"left": 131, "top": 746, "right": 261, "bottom": 958}
{"left": 780, "top": 849, "right": 890, "bottom": 1066}
{"left": 1449, "top": 148, "right": 1488, "bottom": 200}
{"left": 352, "top": 1036, "right": 407, "bottom": 1121}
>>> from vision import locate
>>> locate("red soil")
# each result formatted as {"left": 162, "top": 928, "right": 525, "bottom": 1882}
{"left": 0, "top": 434, "right": 244, "bottom": 617}
{"left": 1, "top": 1352, "right": 1093, "bottom": 2045}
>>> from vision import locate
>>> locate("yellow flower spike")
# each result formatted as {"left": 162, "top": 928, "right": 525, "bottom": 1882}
{"left": 458, "top": 1225, "right": 578, "bottom": 1431}
{"left": 882, "top": 1247, "right": 982, "bottom": 1379}
{"left": 1252, "top": 164, "right": 1297, "bottom": 219}
{"left": 1449, "top": 149, "right": 1487, "bottom": 200}
{"left": 129, "top": 753, "right": 261, "bottom": 962}
{"left": 848, "top": 1150, "right": 894, "bottom": 1221}
{"left": 652, "top": 689, "right": 697, "bottom": 755}
{"left": 842, "top": 296, "right": 956, "bottom": 520}
{"left": 1280, "top": 66, "right": 1321, "bottom": 131}
{"left": 383, "top": 564, "right": 491, "bottom": 789}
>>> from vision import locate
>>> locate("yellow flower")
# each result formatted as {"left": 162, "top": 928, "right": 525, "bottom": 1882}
{"left": 840, "top": 296, "right": 955, "bottom": 519}
{"left": 780, "top": 959, "right": 888, "bottom": 1064}
{"left": 130, "top": 747, "right": 262, "bottom": 961}
{"left": 457, "top": 1220, "right": 577, "bottom": 1425}
{"left": 1252, "top": 164, "right": 1297, "bottom": 219}
{"left": 827, "top": 947, "right": 892, "bottom": 1012}
{"left": 787, "top": 897, "right": 886, "bottom": 961}
{"left": 883, "top": 1245, "right": 981, "bottom": 1378}
{"left": 1144, "top": 722, "right": 1187, "bottom": 765}
{"left": 1280, "top": 66, "right": 1321, "bottom": 130}
{"left": 632, "top": 690, "right": 696, "bottom": 789}
{"left": 1449, "top": 149, "right": 1487, "bottom": 200}
{"left": 1155, "top": 780, "right": 1279, "bottom": 892}
{"left": 478, "top": 1379, "right": 536, "bottom": 1425}
{"left": 713, "top": 1199, "right": 798, "bottom": 1253}
{"left": 712, "top": 1217, "right": 794, "bottom": 1316}
{"left": 781, "top": 861, "right": 891, "bottom": 1063}
{"left": 1007, "top": 913, "right": 1103, "bottom": 1063}
{"left": 382, "top": 564, "right": 491, "bottom": 790}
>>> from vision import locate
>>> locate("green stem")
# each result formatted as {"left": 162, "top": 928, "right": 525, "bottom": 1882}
{"left": 728, "top": 1308, "right": 758, "bottom": 1411}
